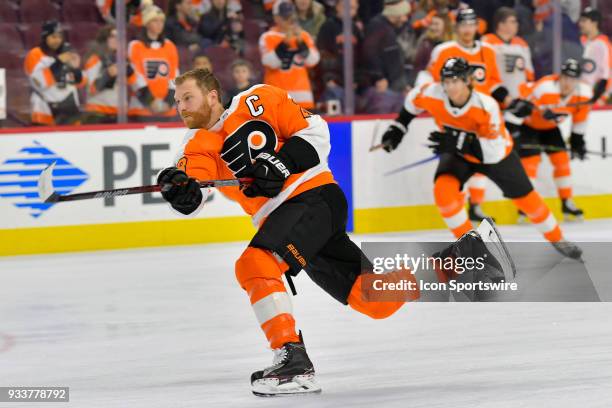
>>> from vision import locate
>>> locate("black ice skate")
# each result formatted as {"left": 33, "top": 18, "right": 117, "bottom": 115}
{"left": 562, "top": 198, "right": 584, "bottom": 222}
{"left": 551, "top": 239, "right": 583, "bottom": 261}
{"left": 469, "top": 202, "right": 495, "bottom": 223}
{"left": 251, "top": 339, "right": 321, "bottom": 397}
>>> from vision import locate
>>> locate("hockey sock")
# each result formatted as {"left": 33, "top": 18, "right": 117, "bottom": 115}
{"left": 236, "top": 247, "right": 300, "bottom": 349}
{"left": 434, "top": 174, "right": 472, "bottom": 238}
{"left": 468, "top": 173, "right": 486, "bottom": 205}
{"left": 520, "top": 155, "right": 541, "bottom": 182}
{"left": 548, "top": 151, "right": 572, "bottom": 199}
{"left": 512, "top": 190, "right": 562, "bottom": 242}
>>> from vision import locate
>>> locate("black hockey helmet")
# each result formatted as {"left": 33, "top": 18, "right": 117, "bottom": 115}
{"left": 456, "top": 8, "right": 478, "bottom": 25}
{"left": 561, "top": 58, "right": 582, "bottom": 78}
{"left": 440, "top": 57, "right": 472, "bottom": 81}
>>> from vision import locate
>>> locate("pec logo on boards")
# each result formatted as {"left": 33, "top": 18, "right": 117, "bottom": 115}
{"left": 0, "top": 141, "right": 88, "bottom": 218}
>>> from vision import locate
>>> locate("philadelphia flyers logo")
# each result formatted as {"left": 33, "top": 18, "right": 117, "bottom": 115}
{"left": 144, "top": 59, "right": 170, "bottom": 79}
{"left": 220, "top": 120, "right": 278, "bottom": 177}
{"left": 176, "top": 156, "right": 188, "bottom": 172}
{"left": 470, "top": 63, "right": 487, "bottom": 83}
{"left": 581, "top": 58, "right": 596, "bottom": 74}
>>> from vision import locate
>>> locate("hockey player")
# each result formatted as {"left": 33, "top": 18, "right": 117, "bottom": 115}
{"left": 422, "top": 8, "right": 510, "bottom": 223}
{"left": 518, "top": 59, "right": 592, "bottom": 221}
{"left": 158, "top": 68, "right": 517, "bottom": 396}
{"left": 381, "top": 57, "right": 582, "bottom": 259}
{"left": 578, "top": 7, "right": 611, "bottom": 104}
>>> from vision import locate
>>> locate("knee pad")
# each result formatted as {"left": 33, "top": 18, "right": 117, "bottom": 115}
{"left": 434, "top": 175, "right": 464, "bottom": 216}
{"left": 548, "top": 151, "right": 571, "bottom": 177}
{"left": 520, "top": 155, "right": 541, "bottom": 179}
{"left": 235, "top": 247, "right": 286, "bottom": 290}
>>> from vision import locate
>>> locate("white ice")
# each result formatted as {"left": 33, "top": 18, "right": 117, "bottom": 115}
{"left": 1, "top": 220, "right": 612, "bottom": 408}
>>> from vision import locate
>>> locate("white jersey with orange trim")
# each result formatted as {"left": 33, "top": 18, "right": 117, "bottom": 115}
{"left": 259, "top": 27, "right": 320, "bottom": 109}
{"left": 424, "top": 40, "right": 504, "bottom": 97}
{"left": 481, "top": 34, "right": 535, "bottom": 99}
{"left": 23, "top": 47, "right": 85, "bottom": 125}
{"left": 83, "top": 54, "right": 137, "bottom": 115}
{"left": 522, "top": 74, "right": 593, "bottom": 134}
{"left": 581, "top": 34, "right": 612, "bottom": 90}
{"left": 404, "top": 82, "right": 513, "bottom": 164}
{"left": 170, "top": 84, "right": 334, "bottom": 227}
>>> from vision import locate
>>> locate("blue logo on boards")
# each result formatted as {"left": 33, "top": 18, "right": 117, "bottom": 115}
{"left": 0, "top": 141, "right": 88, "bottom": 218}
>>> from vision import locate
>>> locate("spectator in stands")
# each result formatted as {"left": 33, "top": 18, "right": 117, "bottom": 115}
{"left": 83, "top": 26, "right": 137, "bottom": 124}
{"left": 192, "top": 54, "right": 214, "bottom": 71}
{"left": 362, "top": 0, "right": 412, "bottom": 93}
{"left": 97, "top": 0, "right": 153, "bottom": 27}
{"left": 412, "top": 11, "right": 453, "bottom": 75}
{"left": 316, "top": 0, "right": 364, "bottom": 113}
{"left": 358, "top": 75, "right": 403, "bottom": 114}
{"left": 225, "top": 59, "right": 255, "bottom": 104}
{"left": 578, "top": 7, "right": 611, "bottom": 102}
{"left": 358, "top": 0, "right": 384, "bottom": 24}
{"left": 259, "top": 0, "right": 320, "bottom": 109}
{"left": 24, "top": 21, "right": 85, "bottom": 126}
{"left": 128, "top": 5, "right": 179, "bottom": 122}
{"left": 294, "top": 0, "right": 326, "bottom": 39}
{"left": 191, "top": 0, "right": 242, "bottom": 19}
{"left": 411, "top": 0, "right": 449, "bottom": 34}
{"left": 198, "top": 0, "right": 245, "bottom": 54}
{"left": 166, "top": 0, "right": 203, "bottom": 52}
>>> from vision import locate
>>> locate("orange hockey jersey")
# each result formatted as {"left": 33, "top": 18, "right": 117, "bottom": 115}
{"left": 259, "top": 27, "right": 320, "bottom": 109}
{"left": 404, "top": 82, "right": 513, "bottom": 164}
{"left": 171, "top": 84, "right": 334, "bottom": 226}
{"left": 128, "top": 38, "right": 179, "bottom": 116}
{"left": 522, "top": 74, "right": 592, "bottom": 134}
{"left": 427, "top": 40, "right": 504, "bottom": 97}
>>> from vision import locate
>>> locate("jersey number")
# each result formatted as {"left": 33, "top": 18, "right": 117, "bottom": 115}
{"left": 220, "top": 120, "right": 278, "bottom": 177}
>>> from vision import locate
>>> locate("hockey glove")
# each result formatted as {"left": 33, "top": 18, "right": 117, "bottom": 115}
{"left": 243, "top": 152, "right": 292, "bottom": 198}
{"left": 275, "top": 42, "right": 295, "bottom": 70}
{"left": 507, "top": 98, "right": 535, "bottom": 118}
{"left": 381, "top": 121, "right": 407, "bottom": 152}
{"left": 569, "top": 132, "right": 587, "bottom": 161}
{"left": 427, "top": 131, "right": 455, "bottom": 155}
{"left": 542, "top": 109, "right": 568, "bottom": 122}
{"left": 157, "top": 167, "right": 203, "bottom": 215}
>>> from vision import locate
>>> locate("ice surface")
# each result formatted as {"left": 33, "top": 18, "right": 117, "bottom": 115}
{"left": 1, "top": 220, "right": 612, "bottom": 407}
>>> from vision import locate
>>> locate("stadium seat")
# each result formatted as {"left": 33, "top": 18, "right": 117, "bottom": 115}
{"left": 64, "top": 22, "right": 102, "bottom": 54}
{"left": 0, "top": 50, "right": 26, "bottom": 73}
{"left": 0, "top": 24, "right": 24, "bottom": 51}
{"left": 5, "top": 75, "right": 32, "bottom": 125}
{"left": 62, "top": 0, "right": 105, "bottom": 23}
{"left": 20, "top": 24, "right": 42, "bottom": 50}
{"left": 203, "top": 45, "right": 239, "bottom": 91}
{"left": 0, "top": 2, "right": 20, "bottom": 23}
{"left": 20, "top": 0, "right": 61, "bottom": 24}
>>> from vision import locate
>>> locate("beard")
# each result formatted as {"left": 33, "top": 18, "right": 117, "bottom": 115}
{"left": 181, "top": 101, "right": 211, "bottom": 129}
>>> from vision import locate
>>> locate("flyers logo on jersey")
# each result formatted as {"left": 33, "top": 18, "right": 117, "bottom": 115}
{"left": 177, "top": 156, "right": 188, "bottom": 172}
{"left": 145, "top": 59, "right": 170, "bottom": 79}
{"left": 504, "top": 55, "right": 526, "bottom": 73}
{"left": 220, "top": 120, "right": 278, "bottom": 177}
{"left": 581, "top": 58, "right": 596, "bottom": 74}
{"left": 470, "top": 64, "right": 487, "bottom": 83}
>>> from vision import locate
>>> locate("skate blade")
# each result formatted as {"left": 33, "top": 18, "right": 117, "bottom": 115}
{"left": 476, "top": 217, "right": 517, "bottom": 281}
{"left": 563, "top": 214, "right": 584, "bottom": 223}
{"left": 516, "top": 216, "right": 529, "bottom": 225}
{"left": 252, "top": 374, "right": 321, "bottom": 397}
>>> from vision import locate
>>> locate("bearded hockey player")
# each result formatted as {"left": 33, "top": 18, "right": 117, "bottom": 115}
{"left": 381, "top": 57, "right": 582, "bottom": 260}
{"left": 157, "top": 68, "right": 517, "bottom": 396}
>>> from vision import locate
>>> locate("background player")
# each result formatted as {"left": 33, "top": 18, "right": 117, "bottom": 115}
{"left": 420, "top": 8, "right": 511, "bottom": 223}
{"left": 381, "top": 57, "right": 582, "bottom": 259}
{"left": 578, "top": 7, "right": 611, "bottom": 104}
{"left": 518, "top": 58, "right": 593, "bottom": 221}
{"left": 158, "top": 68, "right": 515, "bottom": 396}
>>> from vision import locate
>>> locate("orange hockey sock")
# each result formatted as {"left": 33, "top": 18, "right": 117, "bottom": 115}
{"left": 513, "top": 190, "right": 563, "bottom": 242}
{"left": 434, "top": 175, "right": 472, "bottom": 238}
{"left": 468, "top": 173, "right": 486, "bottom": 204}
{"left": 548, "top": 151, "right": 572, "bottom": 199}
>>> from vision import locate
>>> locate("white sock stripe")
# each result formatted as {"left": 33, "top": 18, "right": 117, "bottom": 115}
{"left": 554, "top": 176, "right": 572, "bottom": 188}
{"left": 252, "top": 292, "right": 293, "bottom": 326}
{"left": 468, "top": 175, "right": 487, "bottom": 189}
{"left": 532, "top": 212, "right": 558, "bottom": 234}
{"left": 444, "top": 210, "right": 469, "bottom": 230}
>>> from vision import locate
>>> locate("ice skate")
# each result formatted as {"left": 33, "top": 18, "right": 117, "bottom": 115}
{"left": 562, "top": 198, "right": 584, "bottom": 222}
{"left": 551, "top": 239, "right": 583, "bottom": 261}
{"left": 468, "top": 202, "right": 495, "bottom": 223}
{"left": 516, "top": 210, "right": 529, "bottom": 225}
{"left": 251, "top": 339, "right": 321, "bottom": 397}
{"left": 473, "top": 217, "right": 517, "bottom": 282}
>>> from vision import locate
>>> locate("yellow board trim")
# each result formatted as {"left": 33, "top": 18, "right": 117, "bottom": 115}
{"left": 354, "top": 194, "right": 612, "bottom": 234}
{"left": 0, "top": 216, "right": 256, "bottom": 256}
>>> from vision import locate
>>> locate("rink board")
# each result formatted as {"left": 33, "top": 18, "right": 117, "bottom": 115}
{"left": 1, "top": 109, "right": 612, "bottom": 255}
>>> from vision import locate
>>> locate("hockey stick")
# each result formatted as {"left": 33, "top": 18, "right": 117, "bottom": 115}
{"left": 37, "top": 162, "right": 251, "bottom": 203}
{"left": 384, "top": 154, "right": 439, "bottom": 176}
{"left": 520, "top": 143, "right": 611, "bottom": 157}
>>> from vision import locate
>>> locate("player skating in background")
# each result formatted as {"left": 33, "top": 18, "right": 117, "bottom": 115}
{"left": 518, "top": 59, "right": 593, "bottom": 221}
{"left": 157, "top": 68, "right": 517, "bottom": 396}
{"left": 418, "top": 8, "right": 511, "bottom": 223}
{"left": 381, "top": 57, "right": 582, "bottom": 259}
